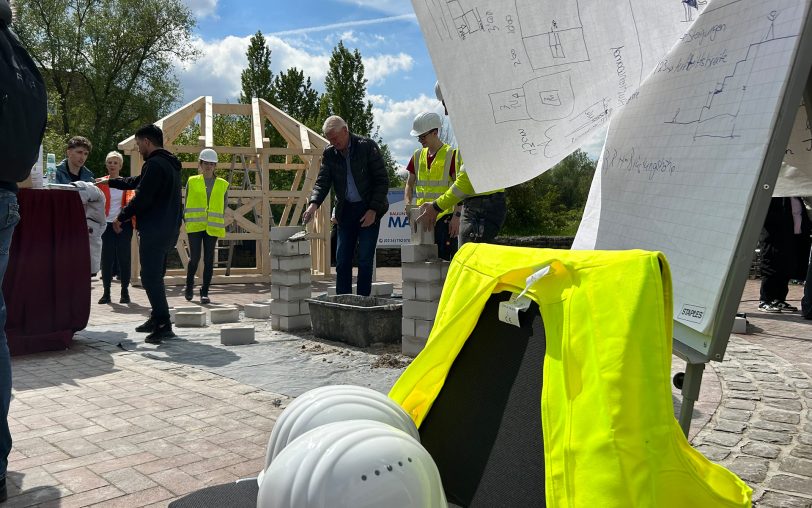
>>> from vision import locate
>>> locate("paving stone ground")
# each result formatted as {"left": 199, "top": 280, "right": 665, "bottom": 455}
{"left": 6, "top": 271, "right": 812, "bottom": 506}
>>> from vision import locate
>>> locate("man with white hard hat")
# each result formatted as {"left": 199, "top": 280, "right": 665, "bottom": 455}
{"left": 405, "top": 111, "right": 462, "bottom": 261}
{"left": 417, "top": 81, "right": 507, "bottom": 246}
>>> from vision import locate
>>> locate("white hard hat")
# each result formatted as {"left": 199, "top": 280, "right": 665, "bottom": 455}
{"left": 434, "top": 81, "right": 443, "bottom": 102}
{"left": 199, "top": 148, "right": 218, "bottom": 163}
{"left": 257, "top": 385, "right": 419, "bottom": 486}
{"left": 257, "top": 420, "right": 447, "bottom": 508}
{"left": 410, "top": 112, "right": 442, "bottom": 137}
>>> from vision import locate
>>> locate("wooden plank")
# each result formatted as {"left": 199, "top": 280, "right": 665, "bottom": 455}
{"left": 120, "top": 96, "right": 205, "bottom": 150}
{"left": 267, "top": 163, "right": 308, "bottom": 171}
{"left": 203, "top": 96, "right": 213, "bottom": 147}
{"left": 299, "top": 123, "right": 311, "bottom": 151}
{"left": 212, "top": 103, "right": 252, "bottom": 115}
{"left": 251, "top": 98, "right": 265, "bottom": 150}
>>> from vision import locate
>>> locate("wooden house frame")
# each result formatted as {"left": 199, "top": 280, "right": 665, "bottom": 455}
{"left": 118, "top": 96, "right": 331, "bottom": 285}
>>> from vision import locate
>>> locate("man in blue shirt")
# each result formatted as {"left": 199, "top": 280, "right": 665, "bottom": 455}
{"left": 303, "top": 116, "right": 389, "bottom": 296}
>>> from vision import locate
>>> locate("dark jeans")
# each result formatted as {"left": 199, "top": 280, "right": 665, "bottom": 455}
{"left": 435, "top": 214, "right": 459, "bottom": 261}
{"left": 186, "top": 231, "right": 217, "bottom": 295}
{"left": 139, "top": 231, "right": 176, "bottom": 322}
{"left": 101, "top": 222, "right": 132, "bottom": 288}
{"left": 0, "top": 190, "right": 20, "bottom": 478}
{"left": 336, "top": 201, "right": 381, "bottom": 296}
{"left": 459, "top": 192, "right": 506, "bottom": 247}
{"left": 802, "top": 245, "right": 812, "bottom": 318}
{"left": 759, "top": 228, "right": 792, "bottom": 303}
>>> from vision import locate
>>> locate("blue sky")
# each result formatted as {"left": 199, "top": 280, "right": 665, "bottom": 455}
{"left": 175, "top": 0, "right": 602, "bottom": 166}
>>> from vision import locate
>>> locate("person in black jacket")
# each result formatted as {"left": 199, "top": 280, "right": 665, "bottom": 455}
{"left": 0, "top": 2, "right": 48, "bottom": 500}
{"left": 109, "top": 124, "right": 182, "bottom": 343}
{"left": 302, "top": 116, "right": 389, "bottom": 296}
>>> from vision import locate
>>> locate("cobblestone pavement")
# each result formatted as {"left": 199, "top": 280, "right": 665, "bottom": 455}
{"left": 6, "top": 272, "right": 811, "bottom": 506}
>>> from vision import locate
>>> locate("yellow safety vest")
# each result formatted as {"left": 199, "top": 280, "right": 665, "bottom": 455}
{"left": 185, "top": 175, "right": 228, "bottom": 237}
{"left": 390, "top": 244, "right": 751, "bottom": 508}
{"left": 414, "top": 145, "right": 459, "bottom": 221}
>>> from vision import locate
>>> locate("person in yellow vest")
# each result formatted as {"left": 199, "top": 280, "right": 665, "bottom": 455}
{"left": 415, "top": 82, "right": 507, "bottom": 246}
{"left": 184, "top": 148, "right": 227, "bottom": 304}
{"left": 405, "top": 112, "right": 462, "bottom": 261}
{"left": 96, "top": 151, "right": 135, "bottom": 305}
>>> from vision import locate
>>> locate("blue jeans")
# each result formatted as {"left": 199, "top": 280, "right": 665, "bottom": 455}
{"left": 336, "top": 202, "right": 380, "bottom": 296}
{"left": 0, "top": 190, "right": 20, "bottom": 478}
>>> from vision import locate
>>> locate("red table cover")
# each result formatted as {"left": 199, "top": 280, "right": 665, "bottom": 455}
{"left": 3, "top": 188, "right": 91, "bottom": 355}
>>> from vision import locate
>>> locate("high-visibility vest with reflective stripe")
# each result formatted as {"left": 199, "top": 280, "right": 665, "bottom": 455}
{"left": 389, "top": 244, "right": 751, "bottom": 508}
{"left": 184, "top": 175, "right": 228, "bottom": 237}
{"left": 414, "top": 144, "right": 458, "bottom": 221}
{"left": 435, "top": 165, "right": 504, "bottom": 212}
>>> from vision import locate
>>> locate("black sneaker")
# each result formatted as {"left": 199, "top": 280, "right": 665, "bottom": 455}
{"left": 758, "top": 301, "right": 781, "bottom": 313}
{"left": 184, "top": 285, "right": 193, "bottom": 301}
{"left": 145, "top": 323, "right": 176, "bottom": 344}
{"left": 98, "top": 291, "right": 111, "bottom": 305}
{"left": 135, "top": 318, "right": 156, "bottom": 333}
{"left": 200, "top": 295, "right": 210, "bottom": 305}
{"left": 119, "top": 287, "right": 130, "bottom": 304}
{"left": 772, "top": 301, "right": 798, "bottom": 312}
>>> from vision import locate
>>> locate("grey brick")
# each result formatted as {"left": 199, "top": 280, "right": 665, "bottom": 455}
{"left": 800, "top": 434, "right": 812, "bottom": 446}
{"left": 764, "top": 399, "right": 802, "bottom": 411}
{"left": 724, "top": 399, "right": 756, "bottom": 411}
{"left": 790, "top": 445, "right": 812, "bottom": 460}
{"left": 779, "top": 457, "right": 812, "bottom": 477}
{"left": 728, "top": 456, "right": 769, "bottom": 483}
{"left": 751, "top": 420, "right": 797, "bottom": 433}
{"left": 741, "top": 441, "right": 781, "bottom": 459}
{"left": 726, "top": 381, "right": 757, "bottom": 392}
{"left": 769, "top": 474, "right": 812, "bottom": 496}
{"left": 763, "top": 390, "right": 800, "bottom": 400}
{"left": 757, "top": 490, "right": 812, "bottom": 508}
{"left": 750, "top": 429, "right": 793, "bottom": 445}
{"left": 753, "top": 373, "right": 785, "bottom": 383}
{"left": 693, "top": 444, "right": 730, "bottom": 462}
{"left": 715, "top": 419, "right": 747, "bottom": 434}
{"left": 702, "top": 431, "right": 742, "bottom": 447}
{"left": 762, "top": 410, "right": 801, "bottom": 425}
{"left": 729, "top": 391, "right": 761, "bottom": 401}
{"left": 719, "top": 408, "right": 752, "bottom": 422}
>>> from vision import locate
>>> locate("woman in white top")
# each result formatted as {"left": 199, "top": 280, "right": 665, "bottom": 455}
{"left": 97, "top": 151, "right": 135, "bottom": 304}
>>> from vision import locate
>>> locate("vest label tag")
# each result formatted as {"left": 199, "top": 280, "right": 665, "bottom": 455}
{"left": 499, "top": 293, "right": 532, "bottom": 327}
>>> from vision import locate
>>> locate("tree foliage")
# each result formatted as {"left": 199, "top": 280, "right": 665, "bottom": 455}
{"left": 239, "top": 31, "right": 274, "bottom": 104}
{"left": 322, "top": 41, "right": 374, "bottom": 137}
{"left": 502, "top": 150, "right": 597, "bottom": 236}
{"left": 273, "top": 68, "right": 320, "bottom": 130}
{"left": 14, "top": 0, "right": 198, "bottom": 174}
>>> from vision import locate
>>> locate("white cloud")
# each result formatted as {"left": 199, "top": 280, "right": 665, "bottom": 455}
{"left": 371, "top": 94, "right": 444, "bottom": 164}
{"left": 337, "top": 31, "right": 358, "bottom": 44}
{"left": 337, "top": 0, "right": 414, "bottom": 16}
{"left": 364, "top": 53, "right": 413, "bottom": 85}
{"left": 183, "top": 0, "right": 217, "bottom": 18}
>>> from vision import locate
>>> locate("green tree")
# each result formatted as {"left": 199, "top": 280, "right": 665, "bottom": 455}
{"left": 322, "top": 41, "right": 374, "bottom": 136}
{"left": 239, "top": 31, "right": 274, "bottom": 104}
{"left": 273, "top": 68, "right": 320, "bottom": 129}
{"left": 14, "top": 0, "right": 198, "bottom": 175}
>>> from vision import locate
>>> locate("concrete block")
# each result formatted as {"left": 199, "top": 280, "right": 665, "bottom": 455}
{"left": 402, "top": 335, "right": 427, "bottom": 357}
{"left": 403, "top": 299, "right": 439, "bottom": 320}
{"left": 270, "top": 226, "right": 304, "bottom": 241}
{"left": 253, "top": 299, "right": 272, "bottom": 305}
{"left": 272, "top": 314, "right": 311, "bottom": 331}
{"left": 402, "top": 317, "right": 415, "bottom": 336}
{"left": 402, "top": 260, "right": 444, "bottom": 282}
{"left": 401, "top": 243, "right": 438, "bottom": 263}
{"left": 169, "top": 308, "right": 177, "bottom": 324}
{"left": 441, "top": 260, "right": 450, "bottom": 280}
{"left": 732, "top": 315, "right": 748, "bottom": 334}
{"left": 271, "top": 255, "right": 312, "bottom": 272}
{"left": 403, "top": 281, "right": 443, "bottom": 301}
{"left": 414, "top": 318, "right": 433, "bottom": 339}
{"left": 210, "top": 306, "right": 239, "bottom": 324}
{"left": 408, "top": 208, "right": 435, "bottom": 245}
{"left": 271, "top": 283, "right": 311, "bottom": 301}
{"left": 270, "top": 240, "right": 311, "bottom": 257}
{"left": 173, "top": 305, "right": 201, "bottom": 313}
{"left": 175, "top": 311, "right": 207, "bottom": 327}
{"left": 370, "top": 282, "right": 394, "bottom": 297}
{"left": 272, "top": 269, "right": 312, "bottom": 287}
{"left": 270, "top": 299, "right": 309, "bottom": 317}
{"left": 221, "top": 325, "right": 255, "bottom": 345}
{"left": 244, "top": 303, "right": 271, "bottom": 319}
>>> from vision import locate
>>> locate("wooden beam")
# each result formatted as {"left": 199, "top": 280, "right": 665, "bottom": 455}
{"left": 299, "top": 123, "right": 311, "bottom": 151}
{"left": 203, "top": 96, "right": 213, "bottom": 147}
{"left": 251, "top": 98, "right": 264, "bottom": 150}
{"left": 212, "top": 103, "right": 252, "bottom": 115}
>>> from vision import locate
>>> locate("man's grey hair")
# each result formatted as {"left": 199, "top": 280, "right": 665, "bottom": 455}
{"left": 322, "top": 116, "right": 348, "bottom": 135}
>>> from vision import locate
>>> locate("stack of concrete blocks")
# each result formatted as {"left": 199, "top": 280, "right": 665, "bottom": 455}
{"left": 270, "top": 226, "right": 312, "bottom": 331}
{"left": 401, "top": 207, "right": 450, "bottom": 356}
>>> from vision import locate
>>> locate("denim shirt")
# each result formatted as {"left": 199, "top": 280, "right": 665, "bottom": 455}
{"left": 342, "top": 137, "right": 363, "bottom": 203}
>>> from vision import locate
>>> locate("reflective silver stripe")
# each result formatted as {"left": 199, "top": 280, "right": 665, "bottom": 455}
{"left": 207, "top": 222, "right": 225, "bottom": 228}
{"left": 416, "top": 179, "right": 450, "bottom": 187}
{"left": 185, "top": 207, "right": 206, "bottom": 213}
{"left": 185, "top": 217, "right": 206, "bottom": 223}
{"left": 420, "top": 192, "right": 443, "bottom": 199}
{"left": 451, "top": 185, "right": 470, "bottom": 199}
{"left": 208, "top": 211, "right": 225, "bottom": 218}
{"left": 442, "top": 147, "right": 454, "bottom": 181}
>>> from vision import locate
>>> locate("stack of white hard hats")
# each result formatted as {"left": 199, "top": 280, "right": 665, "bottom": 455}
{"left": 256, "top": 385, "right": 446, "bottom": 508}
